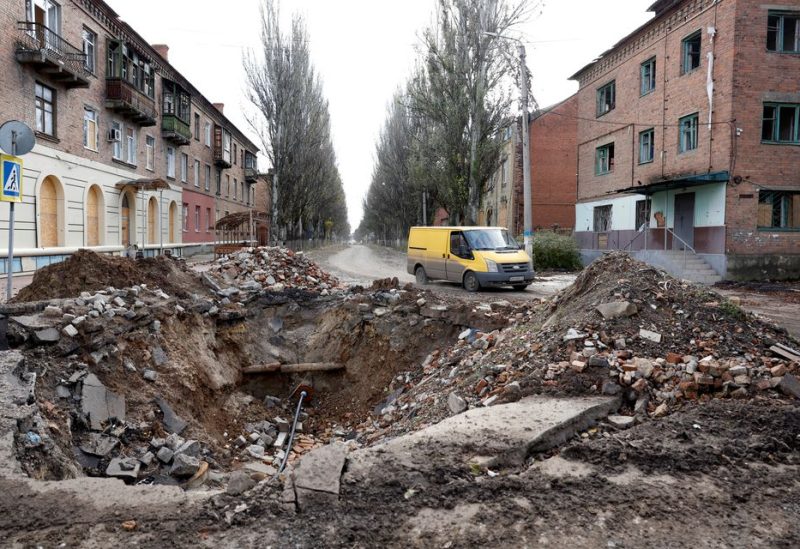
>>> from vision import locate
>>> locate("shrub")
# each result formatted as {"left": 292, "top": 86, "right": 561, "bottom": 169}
{"left": 531, "top": 232, "right": 582, "bottom": 271}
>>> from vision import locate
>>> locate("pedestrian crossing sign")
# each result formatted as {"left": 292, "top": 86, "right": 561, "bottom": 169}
{"left": 1, "top": 154, "right": 23, "bottom": 203}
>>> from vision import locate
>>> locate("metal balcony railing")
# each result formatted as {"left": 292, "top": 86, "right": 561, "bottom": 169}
{"left": 15, "top": 21, "right": 90, "bottom": 87}
{"left": 105, "top": 78, "right": 157, "bottom": 126}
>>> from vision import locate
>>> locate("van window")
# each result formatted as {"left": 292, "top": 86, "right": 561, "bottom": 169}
{"left": 450, "top": 231, "right": 470, "bottom": 258}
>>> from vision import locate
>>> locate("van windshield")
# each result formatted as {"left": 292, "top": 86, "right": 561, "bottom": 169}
{"left": 463, "top": 229, "right": 520, "bottom": 251}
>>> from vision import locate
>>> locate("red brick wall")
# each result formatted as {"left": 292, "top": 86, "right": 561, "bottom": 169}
{"left": 725, "top": 0, "right": 800, "bottom": 255}
{"left": 530, "top": 95, "right": 578, "bottom": 229}
{"left": 574, "top": 0, "right": 737, "bottom": 202}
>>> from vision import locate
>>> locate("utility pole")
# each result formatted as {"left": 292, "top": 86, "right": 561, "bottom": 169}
{"left": 518, "top": 43, "right": 534, "bottom": 268}
{"left": 422, "top": 189, "right": 427, "bottom": 226}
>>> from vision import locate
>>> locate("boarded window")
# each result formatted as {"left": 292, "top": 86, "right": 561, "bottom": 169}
{"left": 758, "top": 191, "right": 800, "bottom": 230}
{"left": 593, "top": 205, "right": 612, "bottom": 232}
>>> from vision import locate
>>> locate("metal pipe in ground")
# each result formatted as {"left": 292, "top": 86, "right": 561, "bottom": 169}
{"left": 278, "top": 390, "right": 307, "bottom": 474}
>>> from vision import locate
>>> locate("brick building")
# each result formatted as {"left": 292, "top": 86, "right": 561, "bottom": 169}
{"left": 479, "top": 125, "right": 518, "bottom": 232}
{"left": 571, "top": 0, "right": 800, "bottom": 281}
{"left": 0, "top": 0, "right": 258, "bottom": 274}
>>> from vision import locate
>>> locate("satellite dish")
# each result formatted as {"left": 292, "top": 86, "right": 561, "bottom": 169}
{"left": 0, "top": 120, "right": 36, "bottom": 156}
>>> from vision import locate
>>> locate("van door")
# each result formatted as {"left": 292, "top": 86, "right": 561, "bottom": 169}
{"left": 423, "top": 230, "right": 448, "bottom": 280}
{"left": 446, "top": 231, "right": 469, "bottom": 283}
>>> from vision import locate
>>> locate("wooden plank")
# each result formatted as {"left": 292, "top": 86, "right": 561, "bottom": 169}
{"left": 770, "top": 345, "right": 800, "bottom": 362}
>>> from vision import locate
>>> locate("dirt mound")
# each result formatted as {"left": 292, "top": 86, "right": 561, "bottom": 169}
{"left": 13, "top": 250, "right": 205, "bottom": 302}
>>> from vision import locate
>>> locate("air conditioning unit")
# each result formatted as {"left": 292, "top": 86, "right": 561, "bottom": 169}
{"left": 107, "top": 128, "right": 121, "bottom": 142}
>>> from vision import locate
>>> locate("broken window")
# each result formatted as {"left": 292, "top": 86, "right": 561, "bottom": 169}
{"left": 679, "top": 113, "right": 699, "bottom": 153}
{"left": 639, "top": 128, "right": 655, "bottom": 164}
{"left": 596, "top": 143, "right": 615, "bottom": 175}
{"left": 681, "top": 31, "right": 701, "bottom": 74}
{"left": 762, "top": 103, "right": 800, "bottom": 143}
{"left": 640, "top": 58, "right": 656, "bottom": 95}
{"left": 593, "top": 205, "right": 612, "bottom": 233}
{"left": 758, "top": 190, "right": 800, "bottom": 230}
{"left": 596, "top": 81, "right": 615, "bottom": 117}
{"left": 768, "top": 12, "right": 800, "bottom": 52}
{"left": 635, "top": 199, "right": 652, "bottom": 230}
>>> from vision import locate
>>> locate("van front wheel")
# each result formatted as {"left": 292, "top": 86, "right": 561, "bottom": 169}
{"left": 463, "top": 271, "right": 480, "bottom": 293}
{"left": 415, "top": 266, "right": 429, "bottom": 285}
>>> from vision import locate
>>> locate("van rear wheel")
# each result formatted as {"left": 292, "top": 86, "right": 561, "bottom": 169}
{"left": 415, "top": 266, "right": 428, "bottom": 285}
{"left": 463, "top": 271, "right": 480, "bottom": 293}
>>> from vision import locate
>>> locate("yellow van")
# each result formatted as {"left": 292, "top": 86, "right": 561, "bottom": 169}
{"left": 406, "top": 226, "right": 534, "bottom": 292}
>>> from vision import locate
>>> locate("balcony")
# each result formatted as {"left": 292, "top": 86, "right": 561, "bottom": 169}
{"left": 244, "top": 167, "right": 258, "bottom": 182}
{"left": 161, "top": 114, "right": 191, "bottom": 146}
{"left": 15, "top": 22, "right": 90, "bottom": 88}
{"left": 105, "top": 78, "right": 157, "bottom": 127}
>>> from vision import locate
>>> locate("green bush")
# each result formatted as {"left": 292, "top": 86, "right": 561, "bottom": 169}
{"left": 531, "top": 232, "right": 582, "bottom": 271}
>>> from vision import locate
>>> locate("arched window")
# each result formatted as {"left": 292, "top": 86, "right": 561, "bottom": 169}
{"left": 86, "top": 185, "right": 105, "bottom": 246}
{"left": 168, "top": 201, "right": 177, "bottom": 242}
{"left": 39, "top": 175, "right": 63, "bottom": 248}
{"left": 147, "top": 196, "right": 158, "bottom": 244}
{"left": 121, "top": 192, "right": 133, "bottom": 247}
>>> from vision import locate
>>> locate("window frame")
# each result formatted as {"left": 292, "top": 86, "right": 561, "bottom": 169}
{"left": 635, "top": 199, "right": 652, "bottom": 230}
{"left": 111, "top": 121, "right": 122, "bottom": 160}
{"left": 83, "top": 106, "right": 98, "bottom": 151}
{"left": 145, "top": 135, "right": 155, "bottom": 170}
{"left": 205, "top": 165, "right": 211, "bottom": 191}
{"left": 194, "top": 205, "right": 201, "bottom": 232}
{"left": 204, "top": 122, "right": 211, "bottom": 147}
{"left": 194, "top": 159, "right": 200, "bottom": 188}
{"left": 180, "top": 152, "right": 188, "bottom": 183}
{"left": 595, "top": 142, "right": 615, "bottom": 175}
{"left": 182, "top": 203, "right": 189, "bottom": 231}
{"left": 639, "top": 128, "right": 655, "bottom": 164}
{"left": 767, "top": 11, "right": 800, "bottom": 53}
{"left": 593, "top": 205, "right": 613, "bottom": 233}
{"left": 758, "top": 190, "right": 800, "bottom": 231}
{"left": 35, "top": 82, "right": 56, "bottom": 137}
{"left": 596, "top": 80, "right": 616, "bottom": 117}
{"left": 82, "top": 27, "right": 96, "bottom": 73}
{"left": 681, "top": 30, "right": 702, "bottom": 74}
{"left": 640, "top": 57, "right": 656, "bottom": 96}
{"left": 194, "top": 113, "right": 200, "bottom": 140}
{"left": 761, "top": 103, "right": 800, "bottom": 144}
{"left": 166, "top": 146, "right": 176, "bottom": 179}
{"left": 125, "top": 126, "right": 137, "bottom": 165}
{"left": 678, "top": 113, "right": 699, "bottom": 153}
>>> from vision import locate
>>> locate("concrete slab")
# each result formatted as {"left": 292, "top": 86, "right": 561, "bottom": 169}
{"left": 0, "top": 351, "right": 34, "bottom": 479}
{"left": 81, "top": 374, "right": 126, "bottom": 430}
{"left": 345, "top": 395, "right": 619, "bottom": 484}
{"left": 293, "top": 442, "right": 348, "bottom": 510}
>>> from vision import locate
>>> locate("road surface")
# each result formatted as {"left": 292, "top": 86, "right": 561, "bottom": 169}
{"left": 308, "top": 244, "right": 575, "bottom": 300}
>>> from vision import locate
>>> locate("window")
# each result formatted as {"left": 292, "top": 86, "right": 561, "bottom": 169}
{"left": 596, "top": 81, "right": 616, "bottom": 117}
{"left": 226, "top": 175, "right": 231, "bottom": 197}
{"left": 639, "top": 128, "right": 655, "bottom": 164}
{"left": 166, "top": 146, "right": 175, "bottom": 178}
{"left": 216, "top": 171, "right": 221, "bottom": 195}
{"left": 35, "top": 83, "right": 55, "bottom": 136}
{"left": 758, "top": 191, "right": 800, "bottom": 230}
{"left": 640, "top": 58, "right": 656, "bottom": 95}
{"left": 83, "top": 107, "right": 98, "bottom": 150}
{"left": 204, "top": 122, "right": 211, "bottom": 147}
{"left": 768, "top": 11, "right": 800, "bottom": 53}
{"left": 593, "top": 205, "right": 612, "bottom": 233}
{"left": 106, "top": 41, "right": 155, "bottom": 98}
{"left": 635, "top": 199, "right": 652, "bottom": 230}
{"left": 595, "top": 143, "right": 615, "bottom": 175}
{"left": 145, "top": 135, "right": 155, "bottom": 170}
{"left": 125, "top": 127, "right": 137, "bottom": 165}
{"left": 111, "top": 121, "right": 122, "bottom": 160}
{"left": 194, "top": 160, "right": 200, "bottom": 187}
{"left": 682, "top": 31, "right": 701, "bottom": 74}
{"left": 233, "top": 143, "right": 238, "bottom": 165}
{"left": 233, "top": 178, "right": 238, "bottom": 199}
{"left": 205, "top": 165, "right": 211, "bottom": 191}
{"left": 679, "top": 113, "right": 699, "bottom": 153}
{"left": 180, "top": 153, "right": 188, "bottom": 183}
{"left": 194, "top": 113, "right": 200, "bottom": 140}
{"left": 82, "top": 28, "right": 96, "bottom": 73}
{"left": 762, "top": 104, "right": 799, "bottom": 143}
{"left": 206, "top": 208, "right": 212, "bottom": 231}
{"left": 240, "top": 182, "right": 244, "bottom": 202}
{"left": 195, "top": 206, "right": 201, "bottom": 232}
{"left": 223, "top": 131, "right": 232, "bottom": 163}
{"left": 182, "top": 203, "right": 188, "bottom": 231}
{"left": 449, "top": 231, "right": 469, "bottom": 258}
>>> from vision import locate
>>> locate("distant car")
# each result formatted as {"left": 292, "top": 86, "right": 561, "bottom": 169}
{"left": 406, "top": 226, "right": 534, "bottom": 292}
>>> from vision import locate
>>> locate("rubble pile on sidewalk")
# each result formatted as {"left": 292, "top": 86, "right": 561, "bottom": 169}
{"left": 358, "top": 253, "right": 800, "bottom": 443}
{"left": 208, "top": 247, "right": 341, "bottom": 295}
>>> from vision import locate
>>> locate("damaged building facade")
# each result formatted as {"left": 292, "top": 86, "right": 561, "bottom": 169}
{"left": 0, "top": 0, "right": 259, "bottom": 274}
{"left": 572, "top": 0, "right": 800, "bottom": 281}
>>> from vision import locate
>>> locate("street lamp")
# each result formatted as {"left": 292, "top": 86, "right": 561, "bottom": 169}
{"left": 484, "top": 31, "right": 534, "bottom": 270}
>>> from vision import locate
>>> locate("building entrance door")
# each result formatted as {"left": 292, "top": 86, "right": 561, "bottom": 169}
{"left": 673, "top": 193, "right": 695, "bottom": 250}
{"left": 121, "top": 193, "right": 131, "bottom": 247}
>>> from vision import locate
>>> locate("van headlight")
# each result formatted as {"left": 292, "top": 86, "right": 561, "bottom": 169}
{"left": 485, "top": 259, "right": 499, "bottom": 273}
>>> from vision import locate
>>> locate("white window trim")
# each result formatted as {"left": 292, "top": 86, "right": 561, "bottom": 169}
{"left": 125, "top": 127, "right": 137, "bottom": 166}
{"left": 180, "top": 153, "right": 188, "bottom": 183}
{"left": 83, "top": 107, "right": 98, "bottom": 151}
{"left": 166, "top": 146, "right": 176, "bottom": 179}
{"left": 145, "top": 135, "right": 155, "bottom": 171}
{"left": 194, "top": 159, "right": 200, "bottom": 188}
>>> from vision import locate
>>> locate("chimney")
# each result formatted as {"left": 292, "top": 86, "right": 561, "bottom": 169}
{"left": 151, "top": 44, "right": 169, "bottom": 61}
{"left": 213, "top": 103, "right": 225, "bottom": 114}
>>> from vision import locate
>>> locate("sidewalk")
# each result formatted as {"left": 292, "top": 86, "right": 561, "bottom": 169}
{"left": 0, "top": 274, "right": 33, "bottom": 304}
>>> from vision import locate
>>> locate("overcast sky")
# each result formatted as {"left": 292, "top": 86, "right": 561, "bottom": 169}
{"left": 107, "top": 0, "right": 654, "bottom": 230}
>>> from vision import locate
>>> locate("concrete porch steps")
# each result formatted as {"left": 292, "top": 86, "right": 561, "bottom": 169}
{"left": 636, "top": 249, "right": 723, "bottom": 285}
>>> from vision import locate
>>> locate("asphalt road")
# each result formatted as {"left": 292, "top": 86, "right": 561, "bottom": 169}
{"left": 308, "top": 244, "right": 575, "bottom": 300}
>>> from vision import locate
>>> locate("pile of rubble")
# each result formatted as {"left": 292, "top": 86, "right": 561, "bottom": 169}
{"left": 358, "top": 253, "right": 800, "bottom": 442}
{"left": 208, "top": 247, "right": 341, "bottom": 295}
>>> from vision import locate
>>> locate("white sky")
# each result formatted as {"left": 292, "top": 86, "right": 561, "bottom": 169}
{"left": 107, "top": 0, "right": 654, "bottom": 230}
